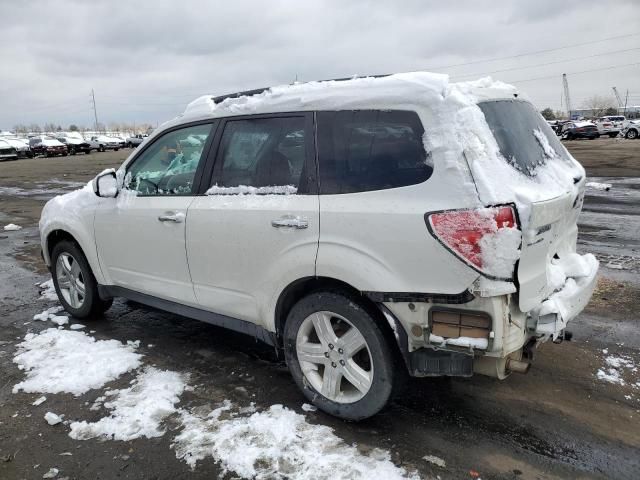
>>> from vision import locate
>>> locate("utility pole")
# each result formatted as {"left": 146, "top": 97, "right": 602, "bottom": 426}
{"left": 562, "top": 74, "right": 572, "bottom": 119}
{"left": 91, "top": 89, "right": 99, "bottom": 132}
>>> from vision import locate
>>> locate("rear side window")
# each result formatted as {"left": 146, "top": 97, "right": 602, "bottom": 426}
{"left": 211, "top": 116, "right": 309, "bottom": 194}
{"left": 317, "top": 110, "right": 432, "bottom": 194}
{"left": 479, "top": 100, "right": 571, "bottom": 176}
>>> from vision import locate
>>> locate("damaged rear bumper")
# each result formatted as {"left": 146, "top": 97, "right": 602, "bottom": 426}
{"left": 527, "top": 253, "right": 599, "bottom": 340}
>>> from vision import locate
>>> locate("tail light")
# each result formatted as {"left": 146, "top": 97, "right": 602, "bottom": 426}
{"left": 426, "top": 205, "right": 520, "bottom": 280}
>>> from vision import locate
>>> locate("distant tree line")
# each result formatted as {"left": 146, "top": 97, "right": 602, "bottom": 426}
{"left": 540, "top": 95, "right": 619, "bottom": 120}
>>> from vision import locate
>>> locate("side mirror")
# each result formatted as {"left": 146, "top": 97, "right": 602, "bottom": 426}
{"left": 93, "top": 169, "right": 118, "bottom": 198}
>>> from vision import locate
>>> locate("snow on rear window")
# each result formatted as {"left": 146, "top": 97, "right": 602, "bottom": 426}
{"left": 479, "top": 100, "right": 571, "bottom": 176}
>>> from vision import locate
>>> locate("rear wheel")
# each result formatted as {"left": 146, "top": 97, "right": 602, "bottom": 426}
{"left": 51, "top": 240, "right": 112, "bottom": 318}
{"left": 283, "top": 291, "right": 396, "bottom": 420}
{"left": 608, "top": 133, "right": 618, "bottom": 138}
{"left": 70, "top": 147, "right": 76, "bottom": 155}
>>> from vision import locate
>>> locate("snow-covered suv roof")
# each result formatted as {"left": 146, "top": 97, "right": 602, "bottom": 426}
{"left": 178, "top": 71, "right": 521, "bottom": 123}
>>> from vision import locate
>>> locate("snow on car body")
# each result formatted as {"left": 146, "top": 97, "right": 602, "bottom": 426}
{"left": 39, "top": 72, "right": 598, "bottom": 420}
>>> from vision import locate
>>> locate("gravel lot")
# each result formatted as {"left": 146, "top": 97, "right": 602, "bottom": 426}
{"left": 0, "top": 138, "right": 639, "bottom": 479}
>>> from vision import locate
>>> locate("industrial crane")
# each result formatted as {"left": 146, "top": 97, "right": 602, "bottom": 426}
{"left": 562, "top": 74, "right": 572, "bottom": 119}
{"left": 612, "top": 87, "right": 623, "bottom": 109}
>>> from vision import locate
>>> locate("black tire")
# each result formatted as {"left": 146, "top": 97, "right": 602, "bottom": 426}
{"left": 70, "top": 147, "right": 76, "bottom": 155}
{"left": 283, "top": 291, "right": 396, "bottom": 420}
{"left": 626, "top": 129, "right": 638, "bottom": 139}
{"left": 51, "top": 240, "right": 112, "bottom": 318}
{"left": 114, "top": 148, "right": 119, "bottom": 151}
{"left": 608, "top": 133, "right": 618, "bottom": 138}
{"left": 99, "top": 145, "right": 105, "bottom": 152}
{"left": 127, "top": 142, "right": 132, "bottom": 148}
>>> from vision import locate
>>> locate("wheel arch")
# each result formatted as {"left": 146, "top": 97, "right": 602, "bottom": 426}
{"left": 273, "top": 276, "right": 405, "bottom": 356}
{"left": 44, "top": 228, "right": 105, "bottom": 284}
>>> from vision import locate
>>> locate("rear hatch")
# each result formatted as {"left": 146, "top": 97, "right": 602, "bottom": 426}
{"left": 476, "top": 100, "right": 586, "bottom": 312}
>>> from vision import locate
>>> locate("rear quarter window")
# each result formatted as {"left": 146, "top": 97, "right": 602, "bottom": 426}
{"left": 316, "top": 110, "right": 433, "bottom": 194}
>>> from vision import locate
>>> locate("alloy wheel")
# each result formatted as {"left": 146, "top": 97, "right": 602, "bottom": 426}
{"left": 55, "top": 252, "right": 86, "bottom": 309}
{"left": 296, "top": 311, "right": 373, "bottom": 403}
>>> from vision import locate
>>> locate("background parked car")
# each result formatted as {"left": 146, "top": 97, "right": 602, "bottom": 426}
{"left": 1, "top": 137, "right": 32, "bottom": 158}
{"left": 560, "top": 121, "right": 600, "bottom": 140}
{"left": 88, "top": 135, "right": 121, "bottom": 152}
{"left": 595, "top": 116, "right": 625, "bottom": 138}
{"left": 621, "top": 120, "right": 639, "bottom": 139}
{"left": 109, "top": 136, "right": 126, "bottom": 149}
{"left": 0, "top": 139, "right": 18, "bottom": 161}
{"left": 57, "top": 135, "right": 92, "bottom": 155}
{"left": 29, "top": 137, "right": 68, "bottom": 157}
{"left": 126, "top": 134, "right": 148, "bottom": 148}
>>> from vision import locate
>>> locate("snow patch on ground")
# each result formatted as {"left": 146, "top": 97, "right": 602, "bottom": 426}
{"left": 33, "top": 306, "right": 64, "bottom": 321}
{"left": 173, "top": 402, "right": 418, "bottom": 479}
{"left": 597, "top": 354, "right": 637, "bottom": 386}
{"left": 38, "top": 280, "right": 58, "bottom": 301}
{"left": 586, "top": 182, "right": 612, "bottom": 191}
{"left": 3, "top": 223, "right": 22, "bottom": 231}
{"left": 44, "top": 412, "right": 63, "bottom": 425}
{"left": 423, "top": 454, "right": 446, "bottom": 468}
{"left": 12, "top": 329, "right": 142, "bottom": 395}
{"left": 70, "top": 367, "right": 188, "bottom": 441}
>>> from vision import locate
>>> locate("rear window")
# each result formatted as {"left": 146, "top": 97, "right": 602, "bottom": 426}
{"left": 479, "top": 100, "right": 570, "bottom": 176}
{"left": 317, "top": 110, "right": 432, "bottom": 194}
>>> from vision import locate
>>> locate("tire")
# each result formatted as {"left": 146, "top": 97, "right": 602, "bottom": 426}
{"left": 51, "top": 240, "right": 112, "bottom": 318}
{"left": 626, "top": 129, "right": 638, "bottom": 139}
{"left": 283, "top": 291, "right": 396, "bottom": 420}
{"left": 114, "top": 148, "right": 119, "bottom": 151}
{"left": 99, "top": 145, "right": 105, "bottom": 152}
{"left": 608, "top": 133, "right": 618, "bottom": 138}
{"left": 70, "top": 147, "right": 76, "bottom": 155}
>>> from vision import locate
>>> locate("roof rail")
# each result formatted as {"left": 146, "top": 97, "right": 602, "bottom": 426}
{"left": 212, "top": 73, "right": 392, "bottom": 104}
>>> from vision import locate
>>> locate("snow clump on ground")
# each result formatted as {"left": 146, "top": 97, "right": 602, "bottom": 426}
{"left": 12, "top": 328, "right": 143, "bottom": 395}
{"left": 70, "top": 367, "right": 188, "bottom": 441}
{"left": 173, "top": 402, "right": 418, "bottom": 479}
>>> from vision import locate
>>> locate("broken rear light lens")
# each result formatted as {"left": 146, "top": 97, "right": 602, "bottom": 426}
{"left": 426, "top": 205, "right": 518, "bottom": 278}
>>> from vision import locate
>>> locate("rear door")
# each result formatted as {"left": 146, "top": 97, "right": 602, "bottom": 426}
{"left": 186, "top": 113, "right": 319, "bottom": 326}
{"left": 477, "top": 100, "right": 586, "bottom": 312}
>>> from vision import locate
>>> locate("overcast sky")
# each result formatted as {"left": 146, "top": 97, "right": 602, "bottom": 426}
{"left": 1, "top": 0, "right": 638, "bottom": 130}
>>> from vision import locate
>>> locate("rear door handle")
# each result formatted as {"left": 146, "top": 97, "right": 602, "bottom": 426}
{"left": 158, "top": 212, "right": 185, "bottom": 223}
{"left": 271, "top": 216, "right": 308, "bottom": 229}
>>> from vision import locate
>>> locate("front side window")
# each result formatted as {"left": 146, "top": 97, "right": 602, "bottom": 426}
{"left": 317, "top": 110, "right": 432, "bottom": 194}
{"left": 125, "top": 123, "right": 212, "bottom": 196}
{"left": 210, "top": 116, "right": 308, "bottom": 194}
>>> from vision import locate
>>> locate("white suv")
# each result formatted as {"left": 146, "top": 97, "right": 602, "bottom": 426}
{"left": 595, "top": 115, "right": 625, "bottom": 137}
{"left": 39, "top": 72, "right": 598, "bottom": 420}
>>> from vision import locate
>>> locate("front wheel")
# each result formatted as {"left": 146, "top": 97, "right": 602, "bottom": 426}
{"left": 51, "top": 240, "right": 112, "bottom": 318}
{"left": 627, "top": 129, "right": 638, "bottom": 139}
{"left": 283, "top": 291, "right": 396, "bottom": 420}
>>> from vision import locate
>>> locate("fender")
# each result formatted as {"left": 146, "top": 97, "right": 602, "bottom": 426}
{"left": 39, "top": 185, "right": 106, "bottom": 284}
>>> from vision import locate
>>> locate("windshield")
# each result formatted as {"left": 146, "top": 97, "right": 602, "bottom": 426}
{"left": 479, "top": 100, "right": 570, "bottom": 176}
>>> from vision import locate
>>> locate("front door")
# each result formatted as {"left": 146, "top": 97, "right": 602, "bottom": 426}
{"left": 187, "top": 113, "right": 319, "bottom": 327}
{"left": 94, "top": 122, "right": 215, "bottom": 305}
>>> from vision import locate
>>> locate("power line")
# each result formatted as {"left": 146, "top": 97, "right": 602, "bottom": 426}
{"left": 429, "top": 32, "right": 640, "bottom": 71}
{"left": 452, "top": 47, "right": 640, "bottom": 80}
{"left": 508, "top": 61, "right": 640, "bottom": 84}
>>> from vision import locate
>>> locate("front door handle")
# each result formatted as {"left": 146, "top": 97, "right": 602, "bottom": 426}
{"left": 158, "top": 212, "right": 185, "bottom": 223}
{"left": 271, "top": 216, "right": 308, "bottom": 229}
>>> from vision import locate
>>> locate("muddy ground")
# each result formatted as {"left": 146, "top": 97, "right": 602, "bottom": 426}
{"left": 0, "top": 137, "right": 639, "bottom": 479}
